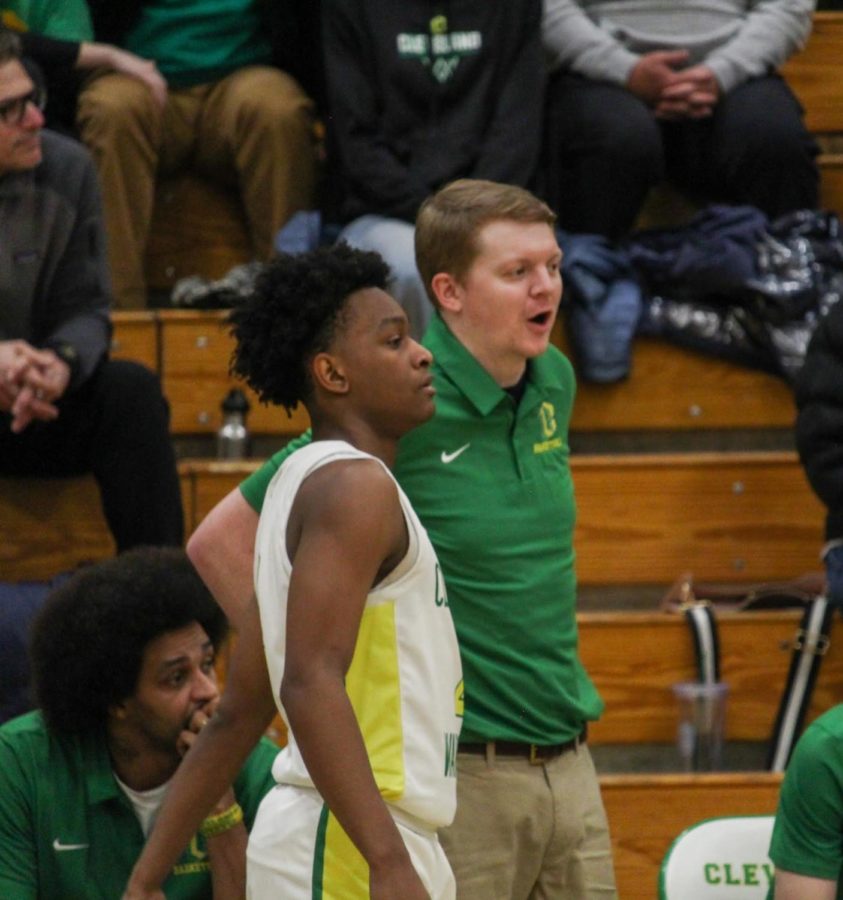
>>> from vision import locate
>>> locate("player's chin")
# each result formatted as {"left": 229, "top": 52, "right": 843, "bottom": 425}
{"left": 409, "top": 392, "right": 436, "bottom": 426}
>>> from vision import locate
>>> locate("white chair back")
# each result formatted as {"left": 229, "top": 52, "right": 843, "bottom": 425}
{"left": 659, "top": 815, "right": 775, "bottom": 899}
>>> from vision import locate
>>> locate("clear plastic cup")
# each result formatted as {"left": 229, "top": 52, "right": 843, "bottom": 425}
{"left": 672, "top": 681, "right": 729, "bottom": 771}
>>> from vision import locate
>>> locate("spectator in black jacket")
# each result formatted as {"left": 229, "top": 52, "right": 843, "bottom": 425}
{"left": 324, "top": 0, "right": 545, "bottom": 338}
{"left": 795, "top": 300, "right": 843, "bottom": 605}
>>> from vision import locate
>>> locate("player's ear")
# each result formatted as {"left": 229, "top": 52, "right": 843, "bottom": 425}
{"left": 431, "top": 272, "right": 463, "bottom": 314}
{"left": 312, "top": 352, "right": 350, "bottom": 396}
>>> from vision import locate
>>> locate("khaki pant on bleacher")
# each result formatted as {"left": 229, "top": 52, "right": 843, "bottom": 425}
{"left": 77, "top": 65, "right": 318, "bottom": 309}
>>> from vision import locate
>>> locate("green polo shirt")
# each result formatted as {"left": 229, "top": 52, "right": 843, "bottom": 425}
{"left": 0, "top": 710, "right": 278, "bottom": 900}
{"left": 768, "top": 704, "right": 843, "bottom": 898}
{"left": 124, "top": 0, "right": 272, "bottom": 88}
{"left": 1, "top": 0, "right": 93, "bottom": 41}
{"left": 240, "top": 315, "right": 603, "bottom": 746}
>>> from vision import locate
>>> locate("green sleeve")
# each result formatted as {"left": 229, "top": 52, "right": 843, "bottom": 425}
{"left": 24, "top": 0, "right": 94, "bottom": 41}
{"left": 233, "top": 737, "right": 280, "bottom": 830}
{"left": 0, "top": 735, "right": 38, "bottom": 900}
{"left": 769, "top": 717, "right": 843, "bottom": 883}
{"left": 239, "top": 430, "right": 313, "bottom": 513}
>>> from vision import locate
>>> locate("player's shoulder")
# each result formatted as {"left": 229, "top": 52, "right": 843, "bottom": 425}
{"left": 300, "top": 455, "right": 398, "bottom": 516}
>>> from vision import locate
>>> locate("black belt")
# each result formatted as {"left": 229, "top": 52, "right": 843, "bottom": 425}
{"left": 459, "top": 727, "right": 587, "bottom": 765}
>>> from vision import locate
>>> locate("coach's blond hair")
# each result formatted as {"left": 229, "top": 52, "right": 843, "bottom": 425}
{"left": 415, "top": 179, "right": 556, "bottom": 307}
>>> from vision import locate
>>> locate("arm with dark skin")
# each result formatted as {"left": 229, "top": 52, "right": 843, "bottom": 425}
{"left": 178, "top": 699, "right": 247, "bottom": 900}
{"left": 124, "top": 459, "right": 431, "bottom": 899}
{"left": 282, "top": 459, "right": 429, "bottom": 899}
{"left": 122, "top": 601, "right": 276, "bottom": 900}
{"left": 122, "top": 490, "right": 275, "bottom": 900}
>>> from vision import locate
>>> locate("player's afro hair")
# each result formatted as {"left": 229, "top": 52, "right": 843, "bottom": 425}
{"left": 30, "top": 547, "right": 228, "bottom": 736}
{"left": 228, "top": 243, "right": 390, "bottom": 414}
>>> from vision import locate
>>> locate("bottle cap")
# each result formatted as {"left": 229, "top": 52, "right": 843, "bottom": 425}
{"left": 221, "top": 388, "right": 250, "bottom": 416}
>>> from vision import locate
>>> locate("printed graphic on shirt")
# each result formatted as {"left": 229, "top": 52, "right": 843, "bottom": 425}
{"left": 172, "top": 835, "right": 209, "bottom": 876}
{"left": 396, "top": 15, "right": 483, "bottom": 84}
{"left": 534, "top": 401, "right": 563, "bottom": 454}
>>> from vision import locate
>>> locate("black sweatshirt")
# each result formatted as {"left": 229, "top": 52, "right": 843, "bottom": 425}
{"left": 323, "top": 0, "right": 544, "bottom": 223}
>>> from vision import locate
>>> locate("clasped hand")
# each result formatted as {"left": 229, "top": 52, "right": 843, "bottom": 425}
{"left": 0, "top": 340, "right": 71, "bottom": 433}
{"left": 627, "top": 50, "right": 720, "bottom": 120}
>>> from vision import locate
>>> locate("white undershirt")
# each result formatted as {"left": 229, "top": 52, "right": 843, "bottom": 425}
{"left": 114, "top": 773, "right": 171, "bottom": 837}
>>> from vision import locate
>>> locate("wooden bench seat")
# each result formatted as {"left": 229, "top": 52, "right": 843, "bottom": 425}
{"left": 573, "top": 451, "right": 822, "bottom": 583}
{"left": 773, "top": 11, "right": 843, "bottom": 217}
{"left": 783, "top": 13, "right": 843, "bottom": 136}
{"left": 3, "top": 451, "right": 821, "bottom": 581}
{"left": 158, "top": 311, "right": 310, "bottom": 435}
{"left": 110, "top": 310, "right": 159, "bottom": 373}
{"left": 579, "top": 610, "right": 842, "bottom": 745}
{"left": 151, "top": 311, "right": 796, "bottom": 435}
{"left": 554, "top": 327, "right": 795, "bottom": 432}
{"left": 0, "top": 476, "right": 115, "bottom": 580}
{"left": 602, "top": 772, "right": 783, "bottom": 900}
{"left": 181, "top": 452, "right": 824, "bottom": 583}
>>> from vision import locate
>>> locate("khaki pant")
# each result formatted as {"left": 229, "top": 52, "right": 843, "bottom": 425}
{"left": 77, "top": 65, "right": 317, "bottom": 308}
{"left": 440, "top": 745, "right": 618, "bottom": 899}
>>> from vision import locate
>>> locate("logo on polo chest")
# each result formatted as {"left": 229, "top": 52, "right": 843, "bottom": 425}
{"left": 52, "top": 838, "right": 89, "bottom": 852}
{"left": 533, "top": 402, "right": 563, "bottom": 454}
{"left": 440, "top": 443, "right": 470, "bottom": 464}
{"left": 396, "top": 16, "right": 483, "bottom": 84}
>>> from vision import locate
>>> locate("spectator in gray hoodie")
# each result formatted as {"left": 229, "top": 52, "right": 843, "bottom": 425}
{"left": 541, "top": 0, "right": 819, "bottom": 238}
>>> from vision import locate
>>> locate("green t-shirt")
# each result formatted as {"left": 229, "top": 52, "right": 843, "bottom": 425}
{"left": 768, "top": 704, "right": 843, "bottom": 898}
{"left": 0, "top": 710, "right": 278, "bottom": 900}
{"left": 1, "top": 0, "right": 93, "bottom": 40}
{"left": 124, "top": 0, "right": 272, "bottom": 87}
{"left": 240, "top": 315, "right": 603, "bottom": 745}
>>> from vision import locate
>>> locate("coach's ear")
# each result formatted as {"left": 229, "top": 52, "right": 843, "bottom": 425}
{"left": 311, "top": 351, "right": 350, "bottom": 396}
{"left": 431, "top": 272, "right": 464, "bottom": 315}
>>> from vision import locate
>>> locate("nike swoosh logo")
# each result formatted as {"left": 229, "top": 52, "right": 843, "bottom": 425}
{"left": 53, "top": 839, "right": 89, "bottom": 852}
{"left": 440, "top": 443, "right": 471, "bottom": 464}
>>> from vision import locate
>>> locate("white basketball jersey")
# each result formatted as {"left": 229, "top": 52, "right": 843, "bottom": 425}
{"left": 254, "top": 441, "right": 463, "bottom": 828}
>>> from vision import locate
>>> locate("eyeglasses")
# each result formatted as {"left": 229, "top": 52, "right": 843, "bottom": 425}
{"left": 0, "top": 85, "right": 47, "bottom": 126}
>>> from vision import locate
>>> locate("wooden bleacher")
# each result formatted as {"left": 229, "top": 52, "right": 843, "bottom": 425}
{"left": 579, "top": 610, "right": 842, "bottom": 745}
{"left": 3, "top": 289, "right": 824, "bottom": 583}
{"left": 782, "top": 11, "right": 843, "bottom": 218}
{"left": 5, "top": 22, "right": 841, "bottom": 893}
{"left": 2, "top": 446, "right": 823, "bottom": 582}
{"left": 158, "top": 311, "right": 309, "bottom": 435}
{"left": 99, "top": 311, "right": 796, "bottom": 436}
{"left": 557, "top": 330, "right": 795, "bottom": 432}
{"left": 602, "top": 772, "right": 783, "bottom": 899}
